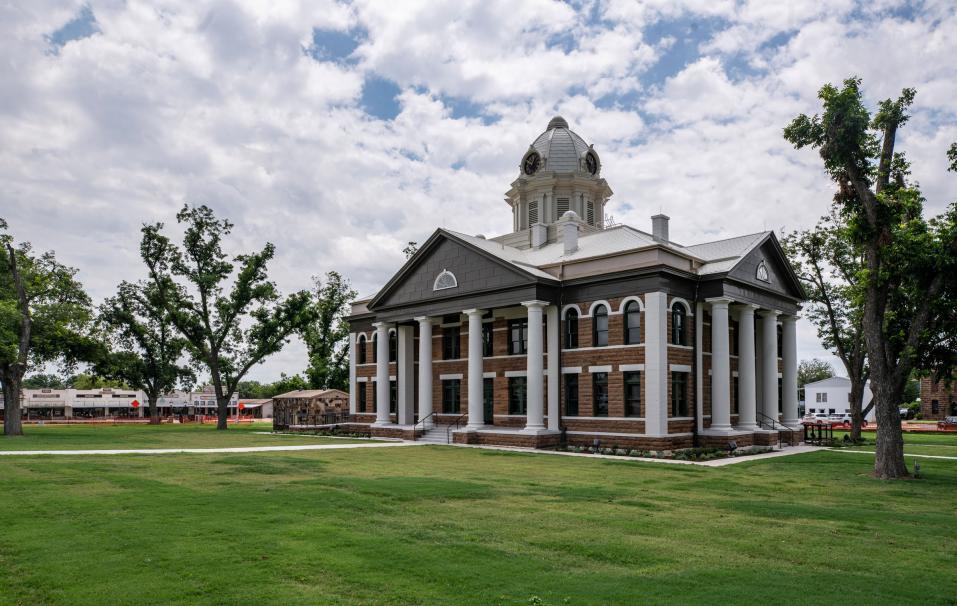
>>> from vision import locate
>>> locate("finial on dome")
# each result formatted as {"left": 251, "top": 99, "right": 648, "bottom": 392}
{"left": 547, "top": 115, "right": 568, "bottom": 130}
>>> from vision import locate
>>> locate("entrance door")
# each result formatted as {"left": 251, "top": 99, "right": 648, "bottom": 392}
{"left": 483, "top": 378, "right": 494, "bottom": 424}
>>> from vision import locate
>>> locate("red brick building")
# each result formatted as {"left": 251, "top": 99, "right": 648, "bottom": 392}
{"left": 919, "top": 375, "right": 957, "bottom": 419}
{"left": 347, "top": 117, "right": 805, "bottom": 450}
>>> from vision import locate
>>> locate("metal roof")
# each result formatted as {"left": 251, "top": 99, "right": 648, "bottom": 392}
{"left": 529, "top": 116, "right": 592, "bottom": 174}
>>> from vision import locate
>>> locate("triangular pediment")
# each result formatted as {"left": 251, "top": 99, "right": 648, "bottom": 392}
{"left": 369, "top": 230, "right": 543, "bottom": 310}
{"left": 727, "top": 233, "right": 805, "bottom": 300}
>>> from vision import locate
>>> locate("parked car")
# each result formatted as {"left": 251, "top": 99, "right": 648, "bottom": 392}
{"left": 837, "top": 413, "right": 868, "bottom": 428}
{"left": 938, "top": 416, "right": 957, "bottom": 431}
{"left": 899, "top": 407, "right": 916, "bottom": 420}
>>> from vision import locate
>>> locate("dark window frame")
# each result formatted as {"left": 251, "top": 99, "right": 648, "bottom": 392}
{"left": 564, "top": 309, "right": 579, "bottom": 349}
{"left": 388, "top": 331, "right": 398, "bottom": 363}
{"left": 592, "top": 305, "right": 609, "bottom": 347}
{"left": 624, "top": 301, "right": 641, "bottom": 345}
{"left": 357, "top": 335, "right": 366, "bottom": 364}
{"left": 671, "top": 371, "right": 689, "bottom": 417}
{"left": 672, "top": 303, "right": 687, "bottom": 346}
{"left": 443, "top": 326, "right": 461, "bottom": 360}
{"left": 389, "top": 379, "right": 397, "bottom": 414}
{"left": 357, "top": 383, "right": 367, "bottom": 412}
{"left": 442, "top": 379, "right": 461, "bottom": 414}
{"left": 482, "top": 322, "right": 494, "bottom": 357}
{"left": 564, "top": 373, "right": 579, "bottom": 416}
{"left": 508, "top": 376, "right": 528, "bottom": 414}
{"left": 593, "top": 372, "right": 609, "bottom": 416}
{"left": 508, "top": 319, "right": 528, "bottom": 355}
{"left": 623, "top": 371, "right": 641, "bottom": 417}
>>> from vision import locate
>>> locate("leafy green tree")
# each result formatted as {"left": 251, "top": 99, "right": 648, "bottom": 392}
{"left": 98, "top": 281, "right": 194, "bottom": 424}
{"left": 300, "top": 271, "right": 356, "bottom": 391}
{"left": 784, "top": 212, "right": 870, "bottom": 440}
{"left": 268, "top": 372, "right": 309, "bottom": 396}
{"left": 797, "top": 359, "right": 835, "bottom": 388}
{"left": 402, "top": 242, "right": 418, "bottom": 259}
{"left": 66, "top": 373, "right": 129, "bottom": 390}
{"left": 784, "top": 78, "right": 957, "bottom": 478}
{"left": 236, "top": 379, "right": 269, "bottom": 399}
{"left": 0, "top": 219, "right": 93, "bottom": 436}
{"left": 22, "top": 373, "right": 68, "bottom": 389}
{"left": 140, "top": 205, "right": 316, "bottom": 430}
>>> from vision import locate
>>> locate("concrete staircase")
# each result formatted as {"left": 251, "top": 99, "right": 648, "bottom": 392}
{"left": 416, "top": 424, "right": 451, "bottom": 444}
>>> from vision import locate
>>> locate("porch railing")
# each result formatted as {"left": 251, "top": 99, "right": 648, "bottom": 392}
{"left": 412, "top": 411, "right": 437, "bottom": 441}
{"left": 756, "top": 411, "right": 794, "bottom": 449}
{"left": 446, "top": 413, "right": 467, "bottom": 444}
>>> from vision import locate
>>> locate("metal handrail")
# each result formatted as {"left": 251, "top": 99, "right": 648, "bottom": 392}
{"left": 446, "top": 413, "right": 467, "bottom": 444}
{"left": 756, "top": 411, "right": 795, "bottom": 449}
{"left": 412, "top": 411, "right": 437, "bottom": 440}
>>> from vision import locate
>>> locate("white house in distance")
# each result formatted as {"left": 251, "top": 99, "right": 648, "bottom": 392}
{"left": 804, "top": 377, "right": 874, "bottom": 421}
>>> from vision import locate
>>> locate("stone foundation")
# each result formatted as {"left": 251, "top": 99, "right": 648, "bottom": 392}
{"left": 453, "top": 430, "right": 561, "bottom": 449}
{"left": 565, "top": 433, "right": 693, "bottom": 450}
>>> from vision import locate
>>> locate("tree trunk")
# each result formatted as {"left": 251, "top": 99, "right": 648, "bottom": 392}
{"left": 148, "top": 395, "right": 160, "bottom": 425}
{"left": 849, "top": 380, "right": 865, "bottom": 442}
{"left": 872, "top": 377, "right": 908, "bottom": 479}
{"left": 1, "top": 369, "right": 25, "bottom": 437}
{"left": 217, "top": 397, "right": 229, "bottom": 430}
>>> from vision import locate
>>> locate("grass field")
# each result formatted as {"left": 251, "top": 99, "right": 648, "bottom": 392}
{"left": 0, "top": 423, "right": 374, "bottom": 451}
{"left": 1, "top": 433, "right": 956, "bottom": 605}
{"left": 832, "top": 430, "right": 957, "bottom": 458}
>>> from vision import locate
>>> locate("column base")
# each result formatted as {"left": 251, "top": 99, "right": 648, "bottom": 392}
{"left": 700, "top": 426, "right": 750, "bottom": 437}
{"left": 521, "top": 425, "right": 553, "bottom": 435}
{"left": 736, "top": 423, "right": 760, "bottom": 431}
{"left": 372, "top": 419, "right": 394, "bottom": 427}
{"left": 464, "top": 422, "right": 487, "bottom": 431}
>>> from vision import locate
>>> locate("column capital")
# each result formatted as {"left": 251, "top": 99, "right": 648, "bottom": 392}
{"left": 413, "top": 316, "right": 431, "bottom": 323}
{"left": 735, "top": 303, "right": 760, "bottom": 311}
{"left": 371, "top": 321, "right": 390, "bottom": 329}
{"left": 759, "top": 309, "right": 780, "bottom": 319}
{"left": 521, "top": 300, "right": 548, "bottom": 310}
{"left": 462, "top": 308, "right": 485, "bottom": 317}
{"left": 705, "top": 297, "right": 733, "bottom": 308}
{"left": 781, "top": 314, "right": 800, "bottom": 323}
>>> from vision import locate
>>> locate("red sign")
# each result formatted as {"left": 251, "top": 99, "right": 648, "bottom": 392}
{"left": 131, "top": 400, "right": 140, "bottom": 408}
{"left": 238, "top": 403, "right": 245, "bottom": 410}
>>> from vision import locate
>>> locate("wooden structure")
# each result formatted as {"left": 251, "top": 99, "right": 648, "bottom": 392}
{"left": 272, "top": 389, "right": 349, "bottom": 430}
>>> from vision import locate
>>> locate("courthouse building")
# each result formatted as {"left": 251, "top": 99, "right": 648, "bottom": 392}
{"left": 346, "top": 117, "right": 806, "bottom": 449}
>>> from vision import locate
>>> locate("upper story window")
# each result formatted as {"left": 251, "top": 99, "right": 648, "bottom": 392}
{"left": 443, "top": 326, "right": 460, "bottom": 360}
{"left": 482, "top": 322, "right": 494, "bottom": 357}
{"left": 671, "top": 302, "right": 687, "bottom": 346}
{"left": 433, "top": 269, "right": 457, "bottom": 291}
{"left": 624, "top": 301, "right": 641, "bottom": 345}
{"left": 508, "top": 319, "right": 528, "bottom": 355}
{"left": 564, "top": 309, "right": 579, "bottom": 349}
{"left": 357, "top": 335, "right": 366, "bottom": 364}
{"left": 777, "top": 324, "right": 783, "bottom": 358}
{"left": 592, "top": 304, "right": 608, "bottom": 347}
{"left": 388, "top": 331, "right": 397, "bottom": 363}
{"left": 372, "top": 333, "right": 377, "bottom": 363}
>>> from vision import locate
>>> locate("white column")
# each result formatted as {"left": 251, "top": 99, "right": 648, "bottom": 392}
{"left": 708, "top": 298, "right": 732, "bottom": 431}
{"left": 523, "top": 301, "right": 546, "bottom": 431}
{"left": 761, "top": 310, "right": 780, "bottom": 421}
{"left": 397, "top": 325, "right": 415, "bottom": 425}
{"left": 348, "top": 332, "right": 357, "bottom": 415}
{"left": 465, "top": 309, "right": 486, "bottom": 429}
{"left": 645, "top": 292, "right": 669, "bottom": 437}
{"left": 782, "top": 315, "right": 800, "bottom": 426}
{"left": 736, "top": 305, "right": 758, "bottom": 430}
{"left": 546, "top": 305, "right": 559, "bottom": 431}
{"left": 373, "top": 322, "right": 391, "bottom": 425}
{"left": 415, "top": 317, "right": 433, "bottom": 422}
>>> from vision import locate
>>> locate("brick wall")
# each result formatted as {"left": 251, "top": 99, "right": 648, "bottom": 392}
{"left": 919, "top": 375, "right": 957, "bottom": 420}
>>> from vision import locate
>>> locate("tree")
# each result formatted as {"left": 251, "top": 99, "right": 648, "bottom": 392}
{"left": 98, "top": 280, "right": 194, "bottom": 424}
{"left": 140, "top": 205, "right": 316, "bottom": 430}
{"left": 22, "top": 373, "right": 68, "bottom": 389}
{"left": 300, "top": 271, "right": 356, "bottom": 391}
{"left": 785, "top": 78, "right": 957, "bottom": 478}
{"left": 0, "top": 219, "right": 93, "bottom": 436}
{"left": 798, "top": 359, "right": 835, "bottom": 388}
{"left": 402, "top": 241, "right": 418, "bottom": 259}
{"left": 784, "top": 212, "right": 871, "bottom": 440}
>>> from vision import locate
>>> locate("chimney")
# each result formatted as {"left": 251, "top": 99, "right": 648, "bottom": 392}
{"left": 530, "top": 223, "right": 548, "bottom": 248}
{"left": 651, "top": 214, "right": 670, "bottom": 241}
{"left": 559, "top": 210, "right": 580, "bottom": 254}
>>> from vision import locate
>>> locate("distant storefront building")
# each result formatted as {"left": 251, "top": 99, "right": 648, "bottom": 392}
{"left": 803, "top": 377, "right": 875, "bottom": 421}
{"left": 272, "top": 389, "right": 349, "bottom": 429}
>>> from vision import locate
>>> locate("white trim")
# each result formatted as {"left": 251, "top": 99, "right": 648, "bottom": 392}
{"left": 670, "top": 297, "right": 694, "bottom": 315}
{"left": 483, "top": 371, "right": 496, "bottom": 379}
{"left": 356, "top": 332, "right": 369, "bottom": 343}
{"left": 561, "top": 304, "right": 582, "bottom": 318}
{"left": 587, "top": 300, "right": 612, "bottom": 317}
{"left": 667, "top": 344, "right": 693, "bottom": 351}
{"left": 433, "top": 269, "right": 458, "bottom": 291}
{"left": 563, "top": 416, "right": 645, "bottom": 421}
{"left": 439, "top": 373, "right": 463, "bottom": 380}
{"left": 669, "top": 416, "right": 695, "bottom": 421}
{"left": 588, "top": 365, "right": 612, "bottom": 373}
{"left": 561, "top": 366, "right": 582, "bottom": 374}
{"left": 505, "top": 370, "right": 527, "bottom": 378}
{"left": 619, "top": 364, "right": 645, "bottom": 372}
{"left": 670, "top": 364, "right": 691, "bottom": 373}
{"left": 356, "top": 377, "right": 368, "bottom": 383}
{"left": 618, "top": 296, "right": 644, "bottom": 313}
{"left": 562, "top": 344, "right": 644, "bottom": 353}
{"left": 370, "top": 375, "right": 398, "bottom": 382}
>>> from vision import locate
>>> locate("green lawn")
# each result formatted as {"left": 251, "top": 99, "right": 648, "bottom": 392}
{"left": 833, "top": 430, "right": 957, "bottom": 458}
{"left": 0, "top": 423, "right": 374, "bottom": 451}
{"left": 1, "top": 445, "right": 955, "bottom": 605}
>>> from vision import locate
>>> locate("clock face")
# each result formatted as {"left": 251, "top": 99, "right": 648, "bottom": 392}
{"left": 585, "top": 152, "right": 598, "bottom": 175}
{"left": 523, "top": 152, "right": 540, "bottom": 175}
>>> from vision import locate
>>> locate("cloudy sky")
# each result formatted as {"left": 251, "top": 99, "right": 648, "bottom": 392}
{"left": 2, "top": 0, "right": 955, "bottom": 382}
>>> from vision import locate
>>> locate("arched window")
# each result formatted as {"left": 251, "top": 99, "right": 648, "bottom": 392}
{"left": 372, "top": 333, "right": 377, "bottom": 363}
{"left": 389, "top": 330, "right": 397, "bottom": 363}
{"left": 671, "top": 303, "right": 687, "bottom": 346}
{"left": 592, "top": 304, "right": 608, "bottom": 347}
{"left": 564, "top": 309, "right": 579, "bottom": 349}
{"left": 357, "top": 335, "right": 366, "bottom": 364}
{"left": 624, "top": 301, "right": 641, "bottom": 344}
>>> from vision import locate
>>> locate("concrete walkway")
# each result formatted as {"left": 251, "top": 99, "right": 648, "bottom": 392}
{"left": 0, "top": 441, "right": 424, "bottom": 457}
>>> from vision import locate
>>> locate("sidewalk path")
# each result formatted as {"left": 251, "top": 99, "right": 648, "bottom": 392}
{"left": 0, "top": 441, "right": 424, "bottom": 457}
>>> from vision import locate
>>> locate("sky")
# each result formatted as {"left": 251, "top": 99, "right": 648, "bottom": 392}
{"left": 2, "top": 0, "right": 956, "bottom": 382}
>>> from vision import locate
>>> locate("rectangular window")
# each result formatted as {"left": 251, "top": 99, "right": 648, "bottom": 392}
{"left": 778, "top": 378, "right": 783, "bottom": 413}
{"left": 624, "top": 372, "right": 641, "bottom": 417}
{"left": 564, "top": 374, "right": 579, "bottom": 416}
{"left": 389, "top": 380, "right": 397, "bottom": 414}
{"left": 442, "top": 379, "right": 461, "bottom": 414}
{"left": 671, "top": 372, "right": 689, "bottom": 417}
{"left": 732, "top": 376, "right": 739, "bottom": 415}
{"left": 828, "top": 408, "right": 836, "bottom": 415}
{"left": 932, "top": 399, "right": 940, "bottom": 414}
{"left": 358, "top": 383, "right": 367, "bottom": 413}
{"left": 483, "top": 322, "right": 494, "bottom": 357}
{"left": 508, "top": 319, "right": 528, "bottom": 355}
{"left": 372, "top": 382, "right": 377, "bottom": 411}
{"left": 729, "top": 320, "right": 739, "bottom": 356}
{"left": 443, "top": 326, "right": 460, "bottom": 359}
{"left": 508, "top": 377, "right": 527, "bottom": 414}
{"left": 483, "top": 377, "right": 494, "bottom": 423}
{"left": 593, "top": 372, "right": 608, "bottom": 416}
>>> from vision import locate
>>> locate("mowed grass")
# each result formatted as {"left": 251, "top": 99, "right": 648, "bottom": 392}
{"left": 0, "top": 422, "right": 374, "bottom": 451}
{"left": 833, "top": 430, "right": 957, "bottom": 458}
{"left": 1, "top": 445, "right": 956, "bottom": 605}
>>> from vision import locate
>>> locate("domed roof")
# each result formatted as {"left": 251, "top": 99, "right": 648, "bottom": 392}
{"left": 525, "top": 116, "right": 595, "bottom": 175}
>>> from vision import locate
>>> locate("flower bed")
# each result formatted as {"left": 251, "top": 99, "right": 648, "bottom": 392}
{"left": 554, "top": 444, "right": 775, "bottom": 461}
